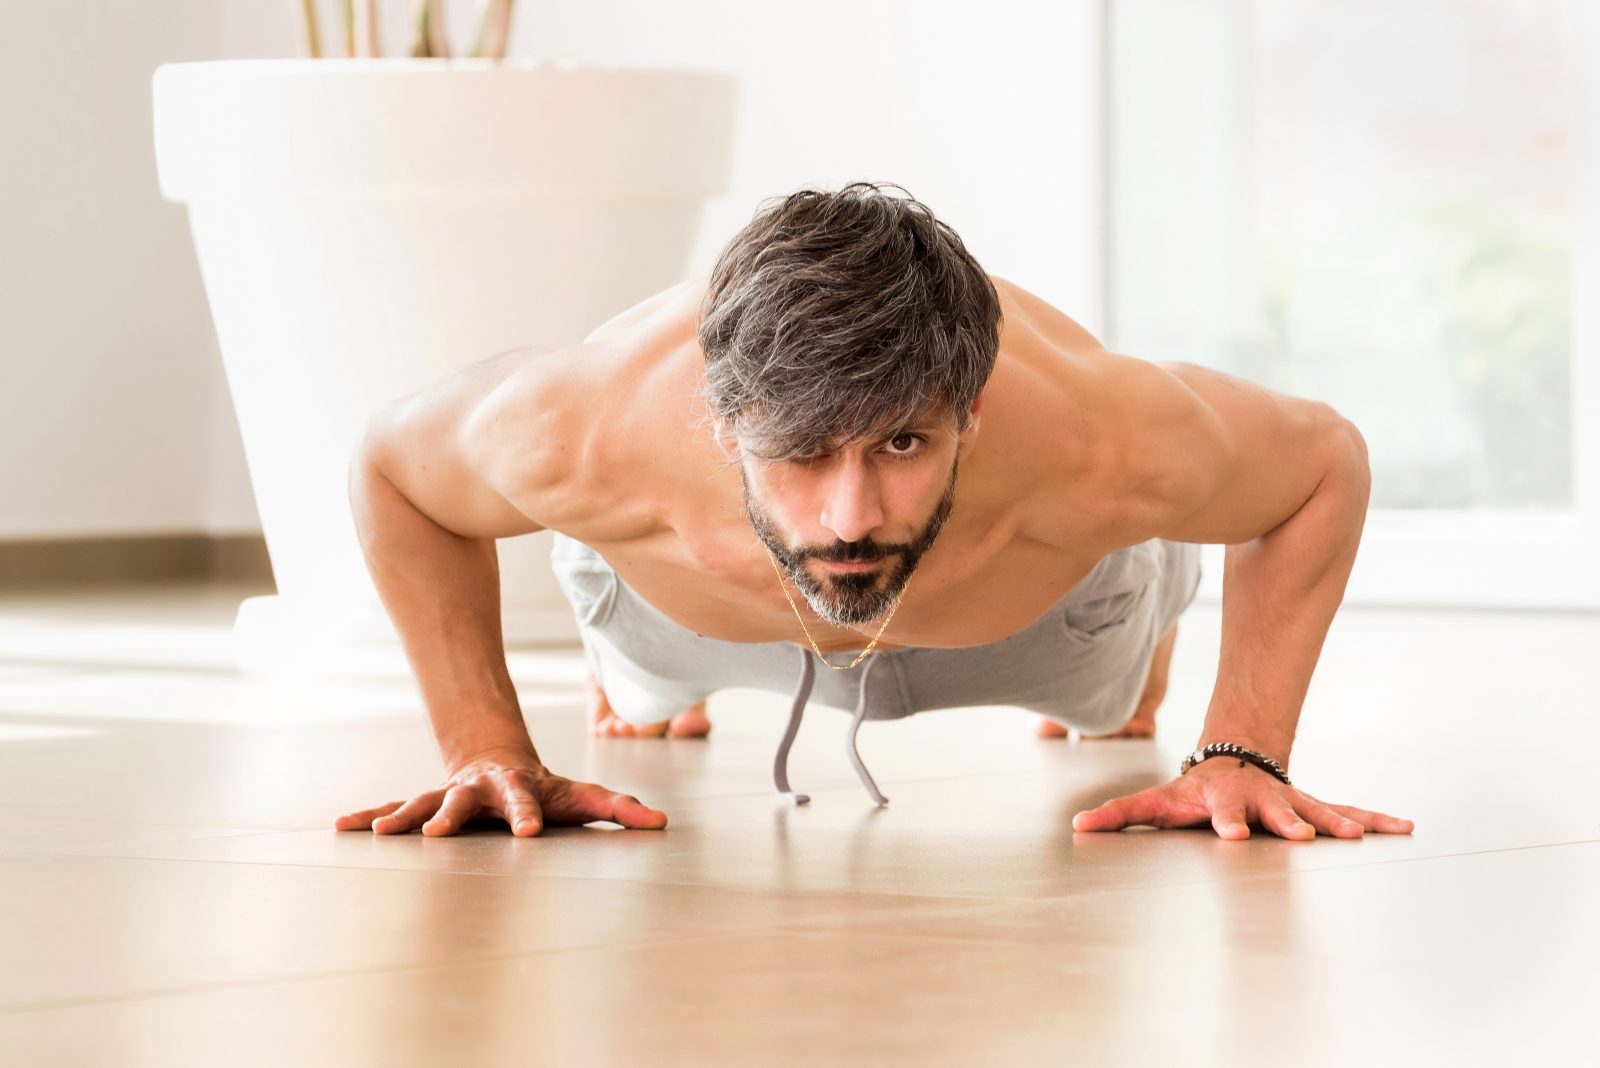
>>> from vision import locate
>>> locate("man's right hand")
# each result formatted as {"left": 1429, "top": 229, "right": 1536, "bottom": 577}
{"left": 333, "top": 745, "right": 669, "bottom": 837}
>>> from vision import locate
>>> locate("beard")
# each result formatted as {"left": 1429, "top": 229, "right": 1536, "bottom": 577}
{"left": 743, "top": 457, "right": 959, "bottom": 628}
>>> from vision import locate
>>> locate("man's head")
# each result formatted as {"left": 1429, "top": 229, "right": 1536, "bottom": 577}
{"left": 697, "top": 182, "right": 1003, "bottom": 626}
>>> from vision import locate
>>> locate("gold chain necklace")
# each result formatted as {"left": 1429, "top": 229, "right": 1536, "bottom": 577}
{"left": 763, "top": 549, "right": 912, "bottom": 670}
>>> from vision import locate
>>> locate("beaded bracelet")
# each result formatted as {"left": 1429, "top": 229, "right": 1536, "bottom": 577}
{"left": 1179, "top": 742, "right": 1292, "bottom": 787}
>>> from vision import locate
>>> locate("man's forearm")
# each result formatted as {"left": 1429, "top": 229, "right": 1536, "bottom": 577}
{"left": 349, "top": 449, "right": 537, "bottom": 769}
{"left": 1196, "top": 427, "right": 1372, "bottom": 769}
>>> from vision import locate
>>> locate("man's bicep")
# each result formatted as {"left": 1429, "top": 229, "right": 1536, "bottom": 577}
{"left": 1139, "top": 360, "right": 1356, "bottom": 545}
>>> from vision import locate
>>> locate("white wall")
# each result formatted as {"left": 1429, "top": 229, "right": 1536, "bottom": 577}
{"left": 514, "top": 1, "right": 1106, "bottom": 318}
{"left": 1, "top": 0, "right": 1104, "bottom": 542}
{"left": 2, "top": 2, "right": 238, "bottom": 537}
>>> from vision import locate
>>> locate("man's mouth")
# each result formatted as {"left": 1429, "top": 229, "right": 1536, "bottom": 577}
{"left": 820, "top": 558, "right": 880, "bottom": 572}
{"left": 811, "top": 547, "right": 901, "bottom": 572}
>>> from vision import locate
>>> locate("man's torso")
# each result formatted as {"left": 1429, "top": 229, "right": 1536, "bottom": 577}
{"left": 520, "top": 275, "right": 1170, "bottom": 654}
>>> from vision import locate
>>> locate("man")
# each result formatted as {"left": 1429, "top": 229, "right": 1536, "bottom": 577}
{"left": 336, "top": 182, "right": 1414, "bottom": 842}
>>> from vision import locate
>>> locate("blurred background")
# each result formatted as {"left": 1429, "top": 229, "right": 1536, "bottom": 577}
{"left": 1, "top": 0, "right": 1593, "bottom": 611}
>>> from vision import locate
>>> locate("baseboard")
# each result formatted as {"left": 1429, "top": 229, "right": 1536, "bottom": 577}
{"left": 0, "top": 534, "right": 275, "bottom": 591}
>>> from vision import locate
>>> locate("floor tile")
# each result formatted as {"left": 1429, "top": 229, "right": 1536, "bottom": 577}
{"left": 0, "top": 817, "right": 264, "bottom": 858}
{"left": 772, "top": 839, "right": 1600, "bottom": 970}
{"left": 0, "top": 910, "right": 1590, "bottom": 1067}
{"left": 0, "top": 852, "right": 968, "bottom": 1012}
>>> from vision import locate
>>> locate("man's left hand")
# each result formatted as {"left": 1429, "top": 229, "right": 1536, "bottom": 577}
{"left": 1070, "top": 757, "right": 1416, "bottom": 840}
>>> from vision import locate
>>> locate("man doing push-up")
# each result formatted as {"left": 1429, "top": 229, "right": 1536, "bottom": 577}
{"left": 336, "top": 181, "right": 1414, "bottom": 843}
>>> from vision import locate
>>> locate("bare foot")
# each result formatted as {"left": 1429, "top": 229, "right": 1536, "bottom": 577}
{"left": 586, "top": 671, "right": 711, "bottom": 738}
{"left": 1036, "top": 717, "right": 1071, "bottom": 739}
{"left": 1034, "top": 711, "right": 1154, "bottom": 739}
{"left": 1040, "top": 620, "right": 1178, "bottom": 741}
{"left": 1081, "top": 698, "right": 1158, "bottom": 740}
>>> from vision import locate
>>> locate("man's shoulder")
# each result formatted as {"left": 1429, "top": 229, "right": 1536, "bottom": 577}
{"left": 582, "top": 275, "right": 709, "bottom": 350}
{"left": 991, "top": 345, "right": 1197, "bottom": 553}
{"left": 990, "top": 274, "right": 1107, "bottom": 354}
{"left": 482, "top": 331, "right": 707, "bottom": 544}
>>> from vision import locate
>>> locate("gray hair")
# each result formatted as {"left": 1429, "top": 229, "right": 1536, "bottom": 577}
{"left": 697, "top": 181, "right": 1003, "bottom": 463}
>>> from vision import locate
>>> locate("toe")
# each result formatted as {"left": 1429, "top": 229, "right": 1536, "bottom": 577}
{"left": 668, "top": 703, "right": 712, "bottom": 738}
{"left": 593, "top": 712, "right": 674, "bottom": 739}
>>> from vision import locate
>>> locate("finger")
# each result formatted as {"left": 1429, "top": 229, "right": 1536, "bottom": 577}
{"left": 576, "top": 784, "right": 667, "bottom": 829}
{"left": 608, "top": 791, "right": 668, "bottom": 829}
{"left": 373, "top": 790, "right": 445, "bottom": 835}
{"left": 1298, "top": 802, "right": 1364, "bottom": 839}
{"left": 1212, "top": 801, "right": 1251, "bottom": 840}
{"left": 1321, "top": 802, "right": 1414, "bottom": 835}
{"left": 334, "top": 800, "right": 404, "bottom": 832}
{"left": 502, "top": 784, "right": 545, "bottom": 837}
{"left": 423, "top": 784, "right": 481, "bottom": 837}
{"left": 1260, "top": 797, "right": 1315, "bottom": 840}
{"left": 1072, "top": 787, "right": 1169, "bottom": 832}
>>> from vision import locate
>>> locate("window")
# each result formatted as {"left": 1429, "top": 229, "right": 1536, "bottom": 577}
{"left": 1107, "top": 0, "right": 1598, "bottom": 607}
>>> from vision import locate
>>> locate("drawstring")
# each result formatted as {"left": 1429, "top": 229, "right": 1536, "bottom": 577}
{"left": 773, "top": 649, "right": 814, "bottom": 805}
{"left": 772, "top": 645, "right": 891, "bottom": 807}
{"left": 845, "top": 654, "right": 890, "bottom": 806}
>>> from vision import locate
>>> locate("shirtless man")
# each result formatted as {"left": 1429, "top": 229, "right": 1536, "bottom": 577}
{"left": 336, "top": 182, "right": 1414, "bottom": 842}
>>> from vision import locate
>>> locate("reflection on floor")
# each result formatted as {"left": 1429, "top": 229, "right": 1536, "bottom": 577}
{"left": 0, "top": 580, "right": 1595, "bottom": 1064}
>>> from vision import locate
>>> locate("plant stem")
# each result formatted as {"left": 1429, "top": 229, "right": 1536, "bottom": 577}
{"left": 409, "top": 0, "right": 430, "bottom": 57}
{"left": 340, "top": 0, "right": 354, "bottom": 57}
{"left": 295, "top": 0, "right": 322, "bottom": 58}
{"left": 471, "top": 0, "right": 514, "bottom": 60}
{"left": 353, "top": 0, "right": 381, "bottom": 56}
{"left": 426, "top": 0, "right": 451, "bottom": 57}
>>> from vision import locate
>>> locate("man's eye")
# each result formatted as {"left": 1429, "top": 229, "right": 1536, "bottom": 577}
{"left": 886, "top": 433, "right": 923, "bottom": 454}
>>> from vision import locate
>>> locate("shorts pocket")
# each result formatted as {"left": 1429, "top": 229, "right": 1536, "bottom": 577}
{"left": 550, "top": 558, "right": 620, "bottom": 630}
{"left": 1061, "top": 583, "right": 1150, "bottom": 643}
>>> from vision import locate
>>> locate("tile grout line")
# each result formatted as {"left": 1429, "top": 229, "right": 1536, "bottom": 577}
{"left": 7, "top": 846, "right": 1010, "bottom": 909}
{"left": 0, "top": 926, "right": 785, "bottom": 1019}
{"left": 26, "top": 832, "right": 1600, "bottom": 912}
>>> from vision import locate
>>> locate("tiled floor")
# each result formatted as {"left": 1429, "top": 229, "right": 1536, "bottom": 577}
{"left": 0, "top": 580, "right": 1595, "bottom": 1066}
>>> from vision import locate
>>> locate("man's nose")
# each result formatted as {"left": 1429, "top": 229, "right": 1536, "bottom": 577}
{"left": 818, "top": 462, "right": 884, "bottom": 544}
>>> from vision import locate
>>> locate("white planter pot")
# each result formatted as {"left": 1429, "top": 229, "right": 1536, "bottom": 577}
{"left": 152, "top": 59, "right": 737, "bottom": 683}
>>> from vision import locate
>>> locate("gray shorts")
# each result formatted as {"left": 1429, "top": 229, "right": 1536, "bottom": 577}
{"left": 550, "top": 532, "right": 1201, "bottom": 734}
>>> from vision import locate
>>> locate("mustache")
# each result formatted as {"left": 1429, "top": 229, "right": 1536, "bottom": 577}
{"left": 804, "top": 543, "right": 903, "bottom": 564}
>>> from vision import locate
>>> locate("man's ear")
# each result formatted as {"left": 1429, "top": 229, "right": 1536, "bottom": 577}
{"left": 961, "top": 391, "right": 984, "bottom": 438}
{"left": 713, "top": 419, "right": 740, "bottom": 459}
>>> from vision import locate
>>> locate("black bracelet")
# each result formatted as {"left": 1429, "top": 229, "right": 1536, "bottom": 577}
{"left": 1179, "top": 742, "right": 1292, "bottom": 787}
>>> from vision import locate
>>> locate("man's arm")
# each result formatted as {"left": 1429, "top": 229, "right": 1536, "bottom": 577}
{"left": 340, "top": 345, "right": 670, "bottom": 838}
{"left": 349, "top": 347, "right": 561, "bottom": 766}
{"left": 1116, "top": 358, "right": 1373, "bottom": 769}
{"left": 1061, "top": 350, "right": 1409, "bottom": 839}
